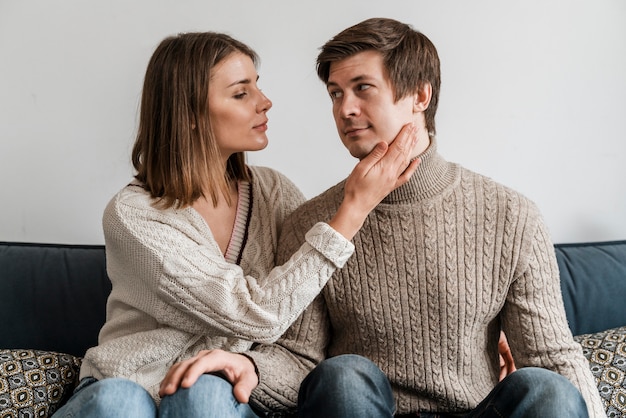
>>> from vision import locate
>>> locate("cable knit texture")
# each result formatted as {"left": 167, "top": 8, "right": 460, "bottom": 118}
{"left": 79, "top": 166, "right": 354, "bottom": 400}
{"left": 248, "top": 139, "right": 606, "bottom": 417}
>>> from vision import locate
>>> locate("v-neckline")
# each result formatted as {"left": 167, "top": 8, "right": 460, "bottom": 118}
{"left": 223, "top": 180, "right": 251, "bottom": 263}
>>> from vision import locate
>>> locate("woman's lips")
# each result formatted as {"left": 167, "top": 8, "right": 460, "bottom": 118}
{"left": 253, "top": 121, "right": 268, "bottom": 132}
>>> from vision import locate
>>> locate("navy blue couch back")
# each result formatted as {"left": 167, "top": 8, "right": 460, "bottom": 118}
{"left": 1, "top": 240, "right": 625, "bottom": 357}
{"left": 555, "top": 240, "right": 626, "bottom": 336}
{"left": 0, "top": 242, "right": 110, "bottom": 357}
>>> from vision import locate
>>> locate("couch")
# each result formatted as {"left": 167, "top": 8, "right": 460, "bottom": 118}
{"left": 1, "top": 240, "right": 625, "bottom": 417}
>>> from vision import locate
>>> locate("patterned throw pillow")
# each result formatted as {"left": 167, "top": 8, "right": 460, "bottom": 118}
{"left": 574, "top": 326, "right": 626, "bottom": 417}
{"left": 0, "top": 349, "right": 81, "bottom": 418}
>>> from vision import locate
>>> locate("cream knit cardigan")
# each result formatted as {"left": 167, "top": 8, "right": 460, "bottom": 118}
{"left": 80, "top": 166, "right": 354, "bottom": 400}
{"left": 248, "top": 140, "right": 606, "bottom": 417}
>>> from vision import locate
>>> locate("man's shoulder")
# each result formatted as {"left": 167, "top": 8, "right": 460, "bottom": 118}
{"left": 297, "top": 181, "right": 344, "bottom": 213}
{"left": 459, "top": 166, "right": 541, "bottom": 223}
{"left": 462, "top": 166, "right": 535, "bottom": 202}
{"left": 275, "top": 181, "right": 345, "bottom": 255}
{"left": 283, "top": 181, "right": 345, "bottom": 228}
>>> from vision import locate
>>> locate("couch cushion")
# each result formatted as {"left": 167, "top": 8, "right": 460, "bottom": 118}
{"left": 574, "top": 326, "right": 626, "bottom": 416}
{"left": 556, "top": 240, "right": 626, "bottom": 336}
{"left": 0, "top": 242, "right": 111, "bottom": 357}
{"left": 0, "top": 349, "right": 81, "bottom": 417}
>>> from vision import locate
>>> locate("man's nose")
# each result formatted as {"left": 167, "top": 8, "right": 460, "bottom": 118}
{"left": 338, "top": 93, "right": 359, "bottom": 118}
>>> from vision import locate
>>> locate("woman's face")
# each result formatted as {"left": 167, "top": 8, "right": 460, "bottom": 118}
{"left": 208, "top": 52, "right": 272, "bottom": 160}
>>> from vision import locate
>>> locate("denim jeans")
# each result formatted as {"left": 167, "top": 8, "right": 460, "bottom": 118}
{"left": 52, "top": 374, "right": 261, "bottom": 418}
{"left": 298, "top": 354, "right": 589, "bottom": 418}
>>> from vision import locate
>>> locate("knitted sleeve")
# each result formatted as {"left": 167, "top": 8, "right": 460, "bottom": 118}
{"left": 103, "top": 175, "right": 353, "bottom": 345}
{"left": 502, "top": 213, "right": 606, "bottom": 417}
{"left": 247, "top": 192, "right": 338, "bottom": 414}
{"left": 247, "top": 295, "right": 330, "bottom": 414}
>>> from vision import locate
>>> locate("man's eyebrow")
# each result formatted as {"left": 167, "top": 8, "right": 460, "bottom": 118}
{"left": 327, "top": 75, "right": 371, "bottom": 88}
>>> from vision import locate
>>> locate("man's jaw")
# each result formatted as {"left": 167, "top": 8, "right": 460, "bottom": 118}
{"left": 342, "top": 136, "right": 380, "bottom": 160}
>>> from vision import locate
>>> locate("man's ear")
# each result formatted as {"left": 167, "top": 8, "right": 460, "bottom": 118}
{"left": 413, "top": 83, "right": 432, "bottom": 113}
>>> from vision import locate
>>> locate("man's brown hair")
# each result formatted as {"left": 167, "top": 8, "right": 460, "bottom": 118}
{"left": 317, "top": 18, "right": 441, "bottom": 135}
{"left": 132, "top": 32, "right": 258, "bottom": 208}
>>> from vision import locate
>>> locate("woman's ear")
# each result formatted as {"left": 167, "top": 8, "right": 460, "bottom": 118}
{"left": 413, "top": 83, "right": 432, "bottom": 113}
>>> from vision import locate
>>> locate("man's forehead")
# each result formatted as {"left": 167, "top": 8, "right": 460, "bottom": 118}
{"left": 327, "top": 51, "right": 385, "bottom": 84}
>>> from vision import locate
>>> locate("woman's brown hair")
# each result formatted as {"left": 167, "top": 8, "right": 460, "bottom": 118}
{"left": 316, "top": 18, "right": 441, "bottom": 136}
{"left": 132, "top": 32, "right": 258, "bottom": 208}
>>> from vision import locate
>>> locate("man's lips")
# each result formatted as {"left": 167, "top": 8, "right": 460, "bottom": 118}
{"left": 344, "top": 126, "right": 369, "bottom": 137}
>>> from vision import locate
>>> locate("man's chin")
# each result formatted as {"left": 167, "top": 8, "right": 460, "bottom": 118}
{"left": 348, "top": 144, "right": 377, "bottom": 160}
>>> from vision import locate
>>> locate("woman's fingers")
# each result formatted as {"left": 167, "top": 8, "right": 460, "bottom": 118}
{"left": 159, "top": 357, "right": 195, "bottom": 396}
{"left": 357, "top": 123, "right": 416, "bottom": 177}
{"left": 386, "top": 123, "right": 418, "bottom": 173}
{"left": 158, "top": 349, "right": 259, "bottom": 403}
{"left": 159, "top": 349, "right": 214, "bottom": 396}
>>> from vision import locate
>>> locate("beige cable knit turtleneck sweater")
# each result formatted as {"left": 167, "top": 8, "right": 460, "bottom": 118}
{"left": 248, "top": 138, "right": 605, "bottom": 417}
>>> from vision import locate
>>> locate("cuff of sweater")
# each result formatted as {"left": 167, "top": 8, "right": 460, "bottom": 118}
{"left": 305, "top": 222, "right": 355, "bottom": 268}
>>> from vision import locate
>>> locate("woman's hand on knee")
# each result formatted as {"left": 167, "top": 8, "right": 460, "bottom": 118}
{"left": 158, "top": 349, "right": 259, "bottom": 403}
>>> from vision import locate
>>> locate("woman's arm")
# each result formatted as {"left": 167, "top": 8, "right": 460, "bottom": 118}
{"left": 105, "top": 194, "right": 348, "bottom": 344}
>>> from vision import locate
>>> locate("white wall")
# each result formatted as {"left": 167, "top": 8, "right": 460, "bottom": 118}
{"left": 1, "top": 0, "right": 624, "bottom": 245}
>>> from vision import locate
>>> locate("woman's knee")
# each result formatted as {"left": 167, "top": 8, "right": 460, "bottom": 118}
{"left": 160, "top": 374, "right": 255, "bottom": 418}
{"left": 53, "top": 377, "right": 156, "bottom": 417}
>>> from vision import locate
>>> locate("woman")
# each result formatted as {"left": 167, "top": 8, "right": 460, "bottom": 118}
{"left": 53, "top": 32, "right": 418, "bottom": 417}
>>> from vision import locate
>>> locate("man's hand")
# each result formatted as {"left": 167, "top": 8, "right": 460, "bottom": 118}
{"left": 498, "top": 330, "right": 517, "bottom": 381}
{"left": 159, "top": 349, "right": 259, "bottom": 403}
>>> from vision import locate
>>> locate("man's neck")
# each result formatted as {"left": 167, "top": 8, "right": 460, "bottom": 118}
{"left": 410, "top": 128, "right": 431, "bottom": 160}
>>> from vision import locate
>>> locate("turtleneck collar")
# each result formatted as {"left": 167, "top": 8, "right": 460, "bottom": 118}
{"left": 381, "top": 136, "right": 459, "bottom": 204}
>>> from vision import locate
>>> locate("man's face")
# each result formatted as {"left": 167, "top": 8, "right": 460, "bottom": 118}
{"left": 326, "top": 50, "right": 417, "bottom": 160}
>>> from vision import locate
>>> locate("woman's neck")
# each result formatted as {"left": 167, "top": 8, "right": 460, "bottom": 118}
{"left": 193, "top": 181, "right": 239, "bottom": 254}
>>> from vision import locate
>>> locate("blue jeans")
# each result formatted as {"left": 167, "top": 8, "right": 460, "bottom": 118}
{"left": 52, "top": 374, "right": 261, "bottom": 418}
{"left": 298, "top": 354, "right": 589, "bottom": 418}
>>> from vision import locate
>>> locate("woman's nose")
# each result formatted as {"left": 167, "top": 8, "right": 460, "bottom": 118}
{"left": 257, "top": 92, "right": 272, "bottom": 113}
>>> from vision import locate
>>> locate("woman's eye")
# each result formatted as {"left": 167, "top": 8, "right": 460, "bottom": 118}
{"left": 234, "top": 92, "right": 247, "bottom": 99}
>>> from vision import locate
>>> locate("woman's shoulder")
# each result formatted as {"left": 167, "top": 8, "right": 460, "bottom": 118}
{"left": 248, "top": 165, "right": 289, "bottom": 183}
{"left": 103, "top": 180, "right": 166, "bottom": 227}
{"left": 108, "top": 180, "right": 154, "bottom": 210}
{"left": 248, "top": 165, "right": 304, "bottom": 198}
{"left": 246, "top": 166, "right": 307, "bottom": 224}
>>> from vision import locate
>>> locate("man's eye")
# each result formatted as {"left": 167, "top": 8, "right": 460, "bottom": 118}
{"left": 329, "top": 90, "right": 343, "bottom": 100}
{"left": 357, "top": 84, "right": 371, "bottom": 91}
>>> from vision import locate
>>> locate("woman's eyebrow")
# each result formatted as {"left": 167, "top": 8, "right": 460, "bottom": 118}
{"left": 227, "top": 75, "right": 259, "bottom": 88}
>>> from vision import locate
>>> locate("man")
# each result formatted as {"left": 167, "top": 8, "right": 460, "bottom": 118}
{"left": 160, "top": 18, "right": 605, "bottom": 417}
